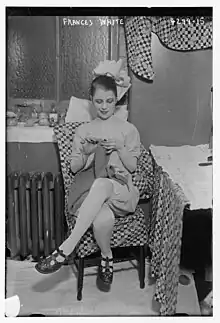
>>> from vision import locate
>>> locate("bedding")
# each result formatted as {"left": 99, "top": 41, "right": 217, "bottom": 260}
{"left": 150, "top": 144, "right": 212, "bottom": 210}
{"left": 65, "top": 95, "right": 128, "bottom": 122}
{"left": 65, "top": 96, "right": 95, "bottom": 122}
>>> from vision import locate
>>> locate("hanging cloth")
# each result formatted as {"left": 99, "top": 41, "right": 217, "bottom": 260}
{"left": 124, "top": 16, "right": 154, "bottom": 80}
{"left": 124, "top": 16, "right": 212, "bottom": 80}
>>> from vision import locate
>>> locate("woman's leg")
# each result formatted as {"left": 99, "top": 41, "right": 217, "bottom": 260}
{"left": 93, "top": 204, "right": 115, "bottom": 284}
{"left": 56, "top": 178, "right": 114, "bottom": 259}
{"left": 93, "top": 204, "right": 115, "bottom": 259}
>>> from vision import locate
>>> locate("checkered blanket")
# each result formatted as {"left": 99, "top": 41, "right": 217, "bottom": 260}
{"left": 124, "top": 16, "right": 212, "bottom": 80}
{"left": 148, "top": 158, "right": 189, "bottom": 315}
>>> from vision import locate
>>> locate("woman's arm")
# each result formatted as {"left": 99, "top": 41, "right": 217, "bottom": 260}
{"left": 101, "top": 124, "right": 141, "bottom": 173}
{"left": 69, "top": 128, "right": 88, "bottom": 174}
{"left": 117, "top": 146, "right": 138, "bottom": 173}
{"left": 70, "top": 153, "right": 88, "bottom": 174}
{"left": 70, "top": 127, "right": 98, "bottom": 174}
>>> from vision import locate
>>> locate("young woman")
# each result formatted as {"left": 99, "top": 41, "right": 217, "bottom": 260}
{"left": 35, "top": 75, "right": 141, "bottom": 287}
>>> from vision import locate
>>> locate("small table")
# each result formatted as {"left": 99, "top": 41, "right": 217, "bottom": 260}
{"left": 150, "top": 144, "right": 212, "bottom": 210}
{"left": 7, "top": 125, "right": 60, "bottom": 174}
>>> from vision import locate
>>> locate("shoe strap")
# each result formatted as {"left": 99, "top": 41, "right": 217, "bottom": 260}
{"left": 54, "top": 248, "right": 68, "bottom": 260}
{"left": 101, "top": 256, "right": 113, "bottom": 270}
{"left": 101, "top": 256, "right": 113, "bottom": 263}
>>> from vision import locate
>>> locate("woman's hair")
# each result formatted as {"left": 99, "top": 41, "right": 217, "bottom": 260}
{"left": 90, "top": 74, "right": 117, "bottom": 98}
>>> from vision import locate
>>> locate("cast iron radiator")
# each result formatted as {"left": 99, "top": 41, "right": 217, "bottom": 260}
{"left": 7, "top": 172, "right": 66, "bottom": 260}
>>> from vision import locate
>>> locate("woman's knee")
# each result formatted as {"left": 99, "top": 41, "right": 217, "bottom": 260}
{"left": 91, "top": 178, "right": 113, "bottom": 196}
{"left": 93, "top": 205, "right": 115, "bottom": 230}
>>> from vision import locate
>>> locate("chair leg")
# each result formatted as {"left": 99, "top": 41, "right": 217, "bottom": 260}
{"left": 77, "top": 257, "right": 84, "bottom": 301}
{"left": 145, "top": 244, "right": 152, "bottom": 260}
{"left": 139, "top": 245, "right": 145, "bottom": 289}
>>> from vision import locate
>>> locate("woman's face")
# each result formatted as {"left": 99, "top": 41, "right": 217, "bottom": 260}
{"left": 92, "top": 87, "right": 117, "bottom": 120}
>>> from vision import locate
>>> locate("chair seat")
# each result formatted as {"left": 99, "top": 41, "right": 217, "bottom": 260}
{"left": 66, "top": 205, "right": 148, "bottom": 258}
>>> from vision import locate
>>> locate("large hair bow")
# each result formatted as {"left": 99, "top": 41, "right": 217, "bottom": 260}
{"left": 93, "top": 59, "right": 131, "bottom": 101}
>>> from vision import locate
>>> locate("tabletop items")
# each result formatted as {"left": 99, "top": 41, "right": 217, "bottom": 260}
{"left": 6, "top": 111, "right": 18, "bottom": 126}
{"left": 7, "top": 101, "right": 66, "bottom": 128}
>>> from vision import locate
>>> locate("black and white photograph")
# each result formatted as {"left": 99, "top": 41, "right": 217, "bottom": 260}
{"left": 5, "top": 5, "right": 213, "bottom": 318}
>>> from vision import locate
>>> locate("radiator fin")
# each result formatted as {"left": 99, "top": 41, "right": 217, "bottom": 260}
{"left": 7, "top": 172, "right": 65, "bottom": 260}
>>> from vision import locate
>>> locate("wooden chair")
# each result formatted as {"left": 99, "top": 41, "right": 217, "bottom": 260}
{"left": 54, "top": 122, "right": 154, "bottom": 300}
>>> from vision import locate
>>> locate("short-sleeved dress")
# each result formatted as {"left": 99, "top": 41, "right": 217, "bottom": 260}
{"left": 70, "top": 115, "right": 141, "bottom": 216}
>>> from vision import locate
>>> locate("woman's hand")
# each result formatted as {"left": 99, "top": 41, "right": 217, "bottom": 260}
{"left": 100, "top": 138, "right": 124, "bottom": 155}
{"left": 81, "top": 137, "right": 98, "bottom": 155}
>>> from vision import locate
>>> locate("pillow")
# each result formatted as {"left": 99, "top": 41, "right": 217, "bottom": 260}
{"left": 66, "top": 96, "right": 128, "bottom": 122}
{"left": 114, "top": 105, "right": 128, "bottom": 121}
{"left": 65, "top": 96, "right": 96, "bottom": 122}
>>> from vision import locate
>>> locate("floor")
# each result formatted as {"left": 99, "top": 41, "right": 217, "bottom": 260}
{"left": 194, "top": 272, "right": 212, "bottom": 303}
{"left": 5, "top": 259, "right": 201, "bottom": 317}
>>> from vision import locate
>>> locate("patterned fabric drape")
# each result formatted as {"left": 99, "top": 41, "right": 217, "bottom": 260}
{"left": 148, "top": 159, "right": 189, "bottom": 315}
{"left": 124, "top": 16, "right": 212, "bottom": 80}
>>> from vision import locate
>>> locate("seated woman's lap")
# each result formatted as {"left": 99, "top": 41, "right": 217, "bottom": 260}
{"left": 89, "top": 177, "right": 138, "bottom": 217}
{"left": 105, "top": 179, "right": 139, "bottom": 217}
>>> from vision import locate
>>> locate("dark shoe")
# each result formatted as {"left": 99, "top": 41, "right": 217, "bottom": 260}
{"left": 35, "top": 248, "right": 69, "bottom": 274}
{"left": 98, "top": 256, "right": 113, "bottom": 286}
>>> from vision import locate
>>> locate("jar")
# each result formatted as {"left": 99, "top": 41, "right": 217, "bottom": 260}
{"left": 49, "top": 103, "right": 58, "bottom": 124}
{"left": 38, "top": 112, "right": 49, "bottom": 126}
